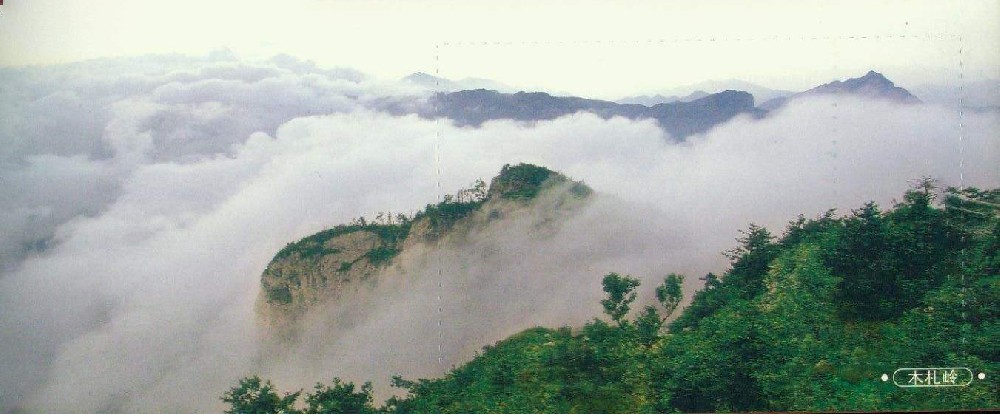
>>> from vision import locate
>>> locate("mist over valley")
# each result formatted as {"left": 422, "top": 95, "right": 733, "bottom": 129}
{"left": 0, "top": 53, "right": 997, "bottom": 413}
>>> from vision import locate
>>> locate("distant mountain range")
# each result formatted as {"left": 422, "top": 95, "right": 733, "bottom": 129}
{"left": 405, "top": 89, "right": 758, "bottom": 139}
{"left": 385, "top": 70, "right": 931, "bottom": 139}
{"left": 402, "top": 72, "right": 518, "bottom": 93}
{"left": 619, "top": 80, "right": 793, "bottom": 106}
{"left": 759, "top": 70, "right": 921, "bottom": 110}
{"left": 617, "top": 90, "right": 711, "bottom": 106}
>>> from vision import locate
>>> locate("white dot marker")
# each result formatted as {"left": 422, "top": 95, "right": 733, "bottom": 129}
{"left": 978, "top": 372, "right": 986, "bottom": 380}
{"left": 881, "top": 374, "right": 889, "bottom": 382}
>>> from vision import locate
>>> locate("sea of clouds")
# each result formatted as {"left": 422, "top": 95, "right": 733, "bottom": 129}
{"left": 0, "top": 53, "right": 996, "bottom": 412}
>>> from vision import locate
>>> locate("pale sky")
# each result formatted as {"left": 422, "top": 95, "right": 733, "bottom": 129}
{"left": 1, "top": 0, "right": 997, "bottom": 98}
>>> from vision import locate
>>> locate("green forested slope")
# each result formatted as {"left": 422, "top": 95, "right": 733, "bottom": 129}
{"left": 226, "top": 183, "right": 998, "bottom": 413}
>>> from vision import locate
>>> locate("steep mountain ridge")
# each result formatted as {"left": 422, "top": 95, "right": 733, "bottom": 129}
{"left": 760, "top": 70, "right": 921, "bottom": 110}
{"left": 382, "top": 71, "right": 921, "bottom": 140}
{"left": 416, "top": 88, "right": 757, "bottom": 139}
{"left": 255, "top": 164, "right": 592, "bottom": 334}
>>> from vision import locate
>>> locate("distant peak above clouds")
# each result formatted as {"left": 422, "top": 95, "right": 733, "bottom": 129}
{"left": 385, "top": 88, "right": 757, "bottom": 139}
{"left": 621, "top": 81, "right": 793, "bottom": 107}
{"left": 809, "top": 70, "right": 920, "bottom": 102}
{"left": 402, "top": 72, "right": 457, "bottom": 90}
{"left": 401, "top": 72, "right": 517, "bottom": 93}
{"left": 759, "top": 71, "right": 921, "bottom": 110}
{"left": 617, "top": 90, "right": 711, "bottom": 106}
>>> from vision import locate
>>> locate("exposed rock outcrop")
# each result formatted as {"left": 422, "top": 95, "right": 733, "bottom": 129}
{"left": 255, "top": 164, "right": 591, "bottom": 336}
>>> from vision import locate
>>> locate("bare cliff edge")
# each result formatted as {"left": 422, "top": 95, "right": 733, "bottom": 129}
{"left": 255, "top": 163, "right": 592, "bottom": 334}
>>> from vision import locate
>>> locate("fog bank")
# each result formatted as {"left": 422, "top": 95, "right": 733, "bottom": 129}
{"left": 0, "top": 56, "right": 996, "bottom": 412}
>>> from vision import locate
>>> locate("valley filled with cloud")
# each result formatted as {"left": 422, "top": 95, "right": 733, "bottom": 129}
{"left": 0, "top": 54, "right": 997, "bottom": 412}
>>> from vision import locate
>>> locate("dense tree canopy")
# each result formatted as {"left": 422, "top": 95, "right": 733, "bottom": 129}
{"left": 226, "top": 184, "right": 998, "bottom": 413}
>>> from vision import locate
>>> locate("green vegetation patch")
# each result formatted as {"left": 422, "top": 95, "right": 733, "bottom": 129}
{"left": 268, "top": 164, "right": 590, "bottom": 271}
{"left": 236, "top": 181, "right": 999, "bottom": 413}
{"left": 265, "top": 286, "right": 293, "bottom": 305}
{"left": 413, "top": 199, "right": 485, "bottom": 234}
{"left": 365, "top": 246, "right": 400, "bottom": 267}
{"left": 272, "top": 223, "right": 411, "bottom": 263}
{"left": 491, "top": 163, "right": 554, "bottom": 199}
{"left": 488, "top": 163, "right": 592, "bottom": 201}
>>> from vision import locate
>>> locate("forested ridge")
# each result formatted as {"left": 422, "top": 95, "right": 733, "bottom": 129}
{"left": 225, "top": 181, "right": 998, "bottom": 413}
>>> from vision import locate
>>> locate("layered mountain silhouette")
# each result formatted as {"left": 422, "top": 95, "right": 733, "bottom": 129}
{"left": 404, "top": 89, "right": 758, "bottom": 139}
{"left": 620, "top": 80, "right": 793, "bottom": 106}
{"left": 617, "top": 90, "right": 711, "bottom": 106}
{"left": 402, "top": 72, "right": 517, "bottom": 93}
{"left": 760, "top": 70, "right": 921, "bottom": 110}
{"left": 382, "top": 71, "right": 920, "bottom": 139}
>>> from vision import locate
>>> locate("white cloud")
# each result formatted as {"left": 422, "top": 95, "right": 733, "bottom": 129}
{"left": 0, "top": 54, "right": 377, "bottom": 272}
{"left": 0, "top": 56, "right": 996, "bottom": 412}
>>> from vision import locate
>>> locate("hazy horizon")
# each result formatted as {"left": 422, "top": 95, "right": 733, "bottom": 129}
{"left": 1, "top": 1, "right": 998, "bottom": 99}
{"left": 0, "top": 2, "right": 997, "bottom": 412}
{"left": 1, "top": 50, "right": 997, "bottom": 411}
{"left": 2, "top": 50, "right": 994, "bottom": 104}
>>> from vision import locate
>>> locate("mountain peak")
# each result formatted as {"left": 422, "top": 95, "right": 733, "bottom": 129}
{"left": 258, "top": 163, "right": 591, "bottom": 330}
{"left": 403, "top": 72, "right": 440, "bottom": 82}
{"left": 813, "top": 71, "right": 915, "bottom": 99}
{"left": 760, "top": 71, "right": 920, "bottom": 110}
{"left": 851, "top": 70, "right": 894, "bottom": 86}
{"left": 488, "top": 163, "right": 591, "bottom": 200}
{"left": 402, "top": 72, "right": 458, "bottom": 91}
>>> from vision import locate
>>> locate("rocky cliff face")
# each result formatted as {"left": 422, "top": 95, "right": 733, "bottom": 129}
{"left": 256, "top": 229, "right": 395, "bottom": 332}
{"left": 255, "top": 164, "right": 591, "bottom": 336}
